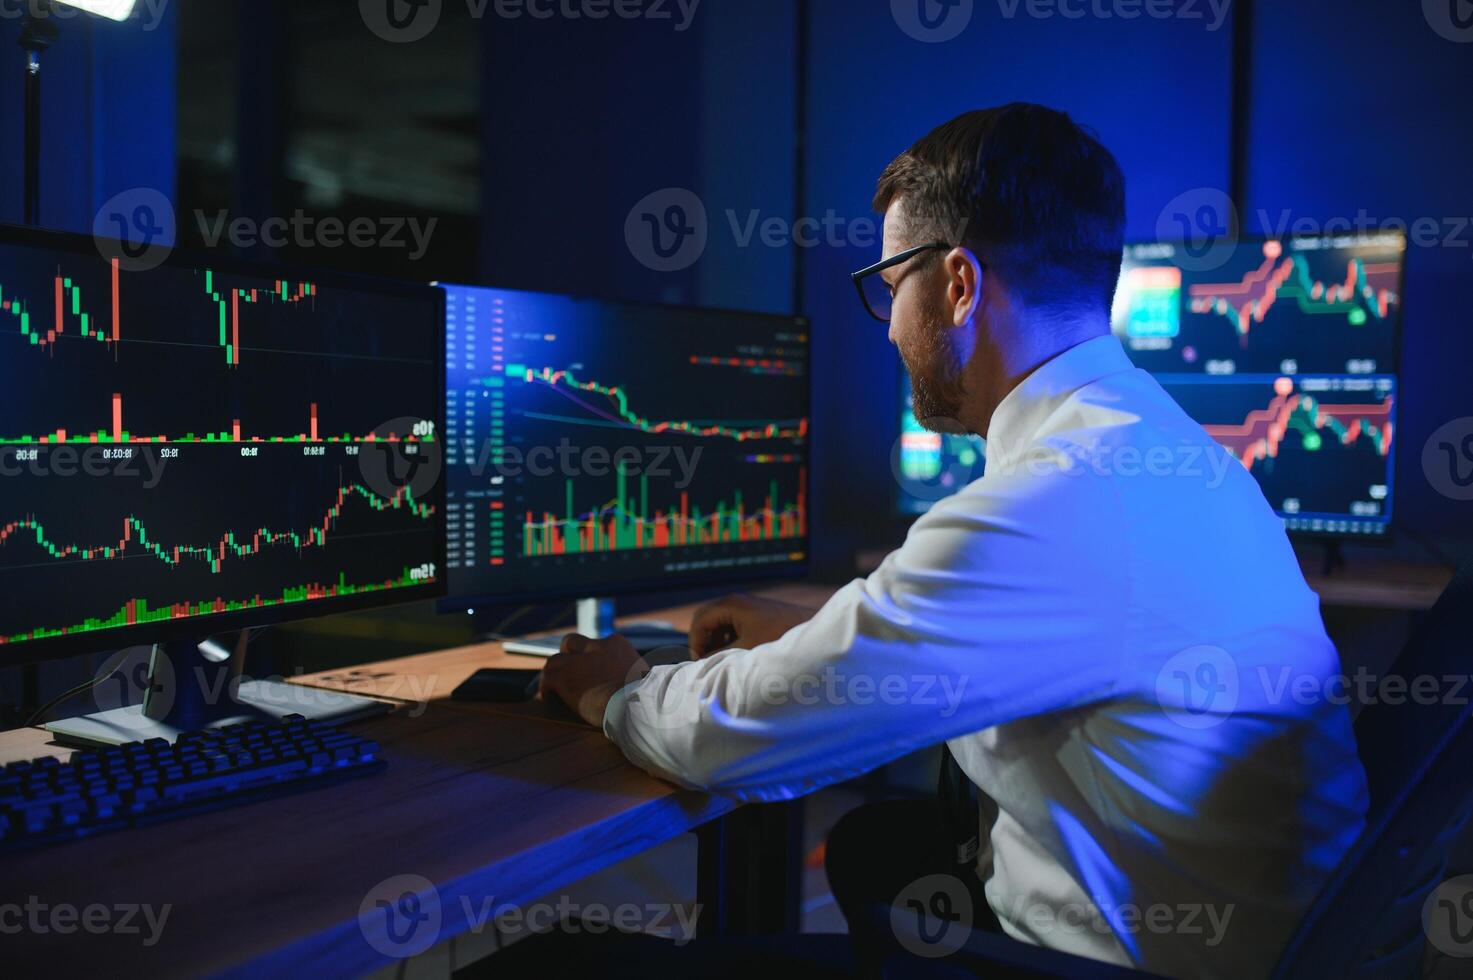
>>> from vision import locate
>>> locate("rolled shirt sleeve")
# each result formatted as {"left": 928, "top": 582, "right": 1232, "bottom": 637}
{"left": 603, "top": 463, "right": 1128, "bottom": 802}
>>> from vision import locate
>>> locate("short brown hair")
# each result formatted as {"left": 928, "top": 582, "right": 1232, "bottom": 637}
{"left": 874, "top": 103, "right": 1126, "bottom": 314}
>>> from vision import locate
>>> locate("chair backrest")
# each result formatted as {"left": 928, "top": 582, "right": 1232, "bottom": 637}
{"left": 1272, "top": 564, "right": 1473, "bottom": 979}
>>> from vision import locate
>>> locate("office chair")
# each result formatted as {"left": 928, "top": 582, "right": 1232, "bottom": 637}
{"left": 863, "top": 564, "right": 1473, "bottom": 979}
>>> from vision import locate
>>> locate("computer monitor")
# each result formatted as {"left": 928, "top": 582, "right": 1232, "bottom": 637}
{"left": 438, "top": 284, "right": 809, "bottom": 649}
{"left": 895, "top": 231, "right": 1405, "bottom": 540}
{"left": 0, "top": 224, "right": 446, "bottom": 741}
{"left": 895, "top": 370, "right": 986, "bottom": 516}
{"left": 1112, "top": 231, "right": 1404, "bottom": 538}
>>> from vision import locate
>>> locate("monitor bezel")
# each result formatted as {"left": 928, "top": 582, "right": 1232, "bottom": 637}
{"left": 432, "top": 282, "right": 812, "bottom": 613}
{"left": 0, "top": 222, "right": 449, "bottom": 667}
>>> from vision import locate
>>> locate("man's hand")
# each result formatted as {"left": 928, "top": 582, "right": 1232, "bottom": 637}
{"left": 540, "top": 634, "right": 650, "bottom": 728}
{"left": 689, "top": 593, "right": 816, "bottom": 658}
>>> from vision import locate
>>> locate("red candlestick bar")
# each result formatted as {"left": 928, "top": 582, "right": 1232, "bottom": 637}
{"left": 111, "top": 257, "right": 120, "bottom": 342}
{"left": 111, "top": 393, "right": 123, "bottom": 443}
{"left": 310, "top": 403, "right": 318, "bottom": 441}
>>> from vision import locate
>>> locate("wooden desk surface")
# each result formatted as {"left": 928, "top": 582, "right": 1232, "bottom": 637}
{"left": 2, "top": 706, "right": 733, "bottom": 978}
{"left": 1299, "top": 555, "right": 1452, "bottom": 612}
{"left": 290, "top": 583, "right": 838, "bottom": 721}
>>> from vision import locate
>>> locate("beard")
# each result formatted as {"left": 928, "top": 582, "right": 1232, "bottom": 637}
{"left": 901, "top": 310, "right": 970, "bottom": 435}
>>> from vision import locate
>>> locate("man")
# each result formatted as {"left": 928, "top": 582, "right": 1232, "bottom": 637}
{"left": 542, "top": 103, "right": 1368, "bottom": 977}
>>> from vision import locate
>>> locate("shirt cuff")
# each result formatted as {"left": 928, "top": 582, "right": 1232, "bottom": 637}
{"left": 601, "top": 676, "right": 641, "bottom": 742}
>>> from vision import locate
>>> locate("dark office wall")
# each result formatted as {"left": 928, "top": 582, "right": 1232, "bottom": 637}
{"left": 0, "top": 6, "right": 177, "bottom": 233}
{"left": 799, "top": 0, "right": 1235, "bottom": 571}
{"left": 1244, "top": 0, "right": 1473, "bottom": 541}
{"left": 478, "top": 1, "right": 798, "bottom": 313}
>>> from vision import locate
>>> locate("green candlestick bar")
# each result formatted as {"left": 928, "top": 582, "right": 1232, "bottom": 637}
{"left": 0, "top": 567, "right": 433, "bottom": 646}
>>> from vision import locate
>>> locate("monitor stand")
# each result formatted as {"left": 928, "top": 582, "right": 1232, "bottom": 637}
{"left": 1321, "top": 540, "right": 1347, "bottom": 577}
{"left": 501, "top": 597, "right": 689, "bottom": 658}
{"left": 45, "top": 637, "right": 393, "bottom": 748}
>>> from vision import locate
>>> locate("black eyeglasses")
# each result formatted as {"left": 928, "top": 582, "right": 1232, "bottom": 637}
{"left": 850, "top": 242, "right": 953, "bottom": 323}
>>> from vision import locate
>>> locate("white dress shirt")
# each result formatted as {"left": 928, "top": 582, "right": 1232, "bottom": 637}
{"left": 603, "top": 334, "right": 1369, "bottom": 978}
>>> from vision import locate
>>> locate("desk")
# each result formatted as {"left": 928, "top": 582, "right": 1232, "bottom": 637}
{"left": 0, "top": 583, "right": 834, "bottom": 978}
{"left": 1, "top": 708, "right": 738, "bottom": 977}
{"left": 1298, "top": 555, "right": 1453, "bottom": 612}
{"left": 289, "top": 583, "right": 837, "bottom": 724}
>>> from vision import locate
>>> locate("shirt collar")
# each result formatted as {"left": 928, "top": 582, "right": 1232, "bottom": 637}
{"left": 983, "top": 334, "right": 1135, "bottom": 468}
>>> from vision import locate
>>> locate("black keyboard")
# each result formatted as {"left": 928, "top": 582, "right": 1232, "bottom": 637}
{"left": 0, "top": 714, "right": 385, "bottom": 853}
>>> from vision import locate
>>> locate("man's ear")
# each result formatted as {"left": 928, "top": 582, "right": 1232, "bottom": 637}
{"left": 943, "top": 247, "right": 984, "bottom": 327}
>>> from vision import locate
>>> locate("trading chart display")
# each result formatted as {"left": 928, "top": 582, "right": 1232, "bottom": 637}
{"left": 443, "top": 286, "right": 809, "bottom": 600}
{"left": 0, "top": 229, "right": 444, "bottom": 653}
{"left": 896, "top": 377, "right": 985, "bottom": 516}
{"left": 1113, "top": 233, "right": 1404, "bottom": 536}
